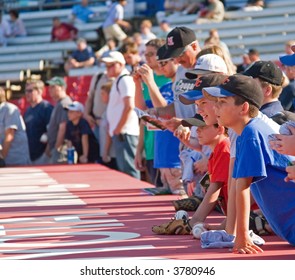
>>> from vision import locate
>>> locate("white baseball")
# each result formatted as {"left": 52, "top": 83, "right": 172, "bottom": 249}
{"left": 192, "top": 223, "right": 206, "bottom": 239}
{"left": 174, "top": 210, "right": 189, "bottom": 220}
{"left": 40, "top": 133, "right": 48, "bottom": 143}
{"left": 176, "top": 125, "right": 190, "bottom": 134}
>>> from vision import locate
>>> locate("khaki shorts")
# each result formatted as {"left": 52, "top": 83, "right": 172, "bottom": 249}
{"left": 103, "top": 24, "right": 127, "bottom": 42}
{"left": 160, "top": 168, "right": 184, "bottom": 194}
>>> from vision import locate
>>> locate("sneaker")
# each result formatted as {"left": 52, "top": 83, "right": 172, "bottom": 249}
{"left": 249, "top": 230, "right": 265, "bottom": 246}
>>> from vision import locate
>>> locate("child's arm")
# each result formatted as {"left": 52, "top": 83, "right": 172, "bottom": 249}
{"left": 80, "top": 134, "right": 89, "bottom": 163}
{"left": 102, "top": 131, "right": 112, "bottom": 163}
{"left": 225, "top": 157, "right": 237, "bottom": 235}
{"left": 234, "top": 177, "right": 263, "bottom": 254}
{"left": 190, "top": 181, "right": 223, "bottom": 226}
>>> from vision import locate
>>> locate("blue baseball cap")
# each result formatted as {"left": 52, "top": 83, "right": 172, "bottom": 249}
{"left": 279, "top": 53, "right": 295, "bottom": 66}
{"left": 179, "top": 73, "right": 228, "bottom": 104}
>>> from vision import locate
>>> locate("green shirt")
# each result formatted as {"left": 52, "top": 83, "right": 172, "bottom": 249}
{"left": 143, "top": 74, "right": 170, "bottom": 160}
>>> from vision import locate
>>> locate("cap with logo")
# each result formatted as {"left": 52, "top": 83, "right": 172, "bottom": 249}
{"left": 65, "top": 101, "right": 84, "bottom": 113}
{"left": 156, "top": 44, "right": 170, "bottom": 61}
{"left": 202, "top": 74, "right": 263, "bottom": 109}
{"left": 100, "top": 51, "right": 126, "bottom": 65}
{"left": 179, "top": 73, "right": 228, "bottom": 104}
{"left": 181, "top": 113, "right": 206, "bottom": 128}
{"left": 46, "top": 76, "right": 66, "bottom": 87}
{"left": 243, "top": 60, "right": 283, "bottom": 86}
{"left": 164, "top": 26, "right": 197, "bottom": 59}
{"left": 185, "top": 54, "right": 228, "bottom": 79}
{"left": 279, "top": 53, "right": 295, "bottom": 67}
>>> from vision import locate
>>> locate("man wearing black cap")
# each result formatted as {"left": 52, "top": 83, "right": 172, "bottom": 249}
{"left": 243, "top": 60, "right": 284, "bottom": 117}
{"left": 151, "top": 26, "right": 201, "bottom": 131}
{"left": 136, "top": 44, "right": 186, "bottom": 196}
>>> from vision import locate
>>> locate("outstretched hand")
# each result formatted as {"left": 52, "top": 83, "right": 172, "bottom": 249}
{"left": 232, "top": 235, "right": 263, "bottom": 254}
{"left": 269, "top": 126, "right": 295, "bottom": 156}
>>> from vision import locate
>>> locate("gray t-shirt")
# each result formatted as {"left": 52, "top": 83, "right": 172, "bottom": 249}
{"left": 0, "top": 102, "right": 31, "bottom": 165}
{"left": 47, "top": 95, "right": 72, "bottom": 150}
{"left": 88, "top": 72, "right": 112, "bottom": 119}
{"left": 172, "top": 65, "right": 196, "bottom": 119}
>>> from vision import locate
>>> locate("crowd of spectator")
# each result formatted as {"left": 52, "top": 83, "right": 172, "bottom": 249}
{"left": 0, "top": 0, "right": 295, "bottom": 256}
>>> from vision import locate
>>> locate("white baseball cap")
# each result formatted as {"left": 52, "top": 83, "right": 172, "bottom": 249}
{"left": 65, "top": 101, "right": 84, "bottom": 113}
{"left": 100, "top": 51, "right": 126, "bottom": 65}
{"left": 185, "top": 54, "right": 228, "bottom": 79}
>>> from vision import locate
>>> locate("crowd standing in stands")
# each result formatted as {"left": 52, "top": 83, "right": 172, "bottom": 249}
{"left": 1, "top": 0, "right": 295, "bottom": 256}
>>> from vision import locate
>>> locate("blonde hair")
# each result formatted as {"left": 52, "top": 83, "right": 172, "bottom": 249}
{"left": 101, "top": 81, "right": 113, "bottom": 93}
{"left": 0, "top": 87, "right": 6, "bottom": 103}
{"left": 26, "top": 79, "right": 45, "bottom": 93}
{"left": 198, "top": 45, "right": 237, "bottom": 75}
{"left": 140, "top": 19, "right": 153, "bottom": 29}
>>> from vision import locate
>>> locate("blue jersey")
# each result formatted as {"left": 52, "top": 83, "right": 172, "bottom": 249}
{"left": 233, "top": 118, "right": 295, "bottom": 245}
{"left": 154, "top": 82, "right": 181, "bottom": 169}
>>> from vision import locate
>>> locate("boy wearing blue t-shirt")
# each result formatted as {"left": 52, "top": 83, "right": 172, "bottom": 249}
{"left": 203, "top": 75, "right": 295, "bottom": 254}
{"left": 65, "top": 101, "right": 99, "bottom": 163}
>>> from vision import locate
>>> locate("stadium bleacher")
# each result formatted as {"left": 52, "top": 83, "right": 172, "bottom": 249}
{"left": 0, "top": 0, "right": 294, "bottom": 107}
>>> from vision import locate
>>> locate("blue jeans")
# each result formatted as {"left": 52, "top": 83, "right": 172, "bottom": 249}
{"left": 112, "top": 134, "right": 140, "bottom": 179}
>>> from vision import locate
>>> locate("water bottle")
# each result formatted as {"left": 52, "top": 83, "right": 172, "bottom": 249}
{"left": 67, "top": 147, "right": 75, "bottom": 164}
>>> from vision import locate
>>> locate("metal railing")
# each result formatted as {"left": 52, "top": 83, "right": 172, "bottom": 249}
{"left": 0, "top": 0, "right": 106, "bottom": 12}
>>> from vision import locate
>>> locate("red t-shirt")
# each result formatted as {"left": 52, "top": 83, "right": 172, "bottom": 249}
{"left": 208, "top": 138, "right": 230, "bottom": 214}
{"left": 51, "top": 23, "right": 78, "bottom": 41}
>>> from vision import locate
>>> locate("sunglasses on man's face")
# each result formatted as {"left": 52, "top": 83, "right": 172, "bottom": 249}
{"left": 106, "top": 63, "right": 117, "bottom": 68}
{"left": 144, "top": 52, "right": 156, "bottom": 58}
{"left": 25, "top": 88, "right": 35, "bottom": 93}
{"left": 158, "top": 60, "right": 170, "bottom": 67}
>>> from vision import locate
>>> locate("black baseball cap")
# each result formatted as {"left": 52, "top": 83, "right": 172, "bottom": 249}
{"left": 243, "top": 61, "right": 283, "bottom": 86}
{"left": 164, "top": 27, "right": 197, "bottom": 59}
{"left": 179, "top": 74, "right": 228, "bottom": 104}
{"left": 156, "top": 44, "right": 170, "bottom": 61}
{"left": 271, "top": 110, "right": 295, "bottom": 125}
{"left": 181, "top": 113, "right": 206, "bottom": 128}
{"left": 202, "top": 74, "right": 263, "bottom": 109}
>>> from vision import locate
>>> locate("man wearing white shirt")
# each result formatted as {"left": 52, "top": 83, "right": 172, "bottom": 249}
{"left": 101, "top": 51, "right": 140, "bottom": 179}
